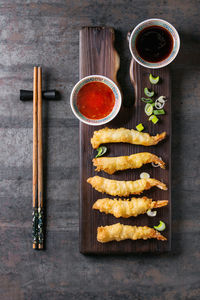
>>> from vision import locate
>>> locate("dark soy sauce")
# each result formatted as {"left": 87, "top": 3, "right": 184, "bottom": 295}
{"left": 136, "top": 26, "right": 173, "bottom": 62}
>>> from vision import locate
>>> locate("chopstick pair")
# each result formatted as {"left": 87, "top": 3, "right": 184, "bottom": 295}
{"left": 32, "top": 66, "right": 44, "bottom": 249}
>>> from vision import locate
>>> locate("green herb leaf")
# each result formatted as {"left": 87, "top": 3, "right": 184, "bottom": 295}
{"left": 95, "top": 146, "right": 107, "bottom": 158}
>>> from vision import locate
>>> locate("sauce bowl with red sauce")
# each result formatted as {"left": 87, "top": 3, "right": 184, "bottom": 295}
{"left": 70, "top": 75, "right": 121, "bottom": 126}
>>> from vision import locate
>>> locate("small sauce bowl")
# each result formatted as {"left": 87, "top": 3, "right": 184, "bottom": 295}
{"left": 70, "top": 75, "right": 122, "bottom": 126}
{"left": 129, "top": 18, "right": 180, "bottom": 69}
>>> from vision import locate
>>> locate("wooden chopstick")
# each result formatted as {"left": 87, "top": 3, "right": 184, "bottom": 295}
{"left": 37, "top": 67, "right": 44, "bottom": 249}
{"left": 32, "top": 66, "right": 38, "bottom": 249}
{"left": 32, "top": 66, "right": 44, "bottom": 250}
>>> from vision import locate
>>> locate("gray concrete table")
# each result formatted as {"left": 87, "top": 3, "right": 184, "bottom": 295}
{"left": 0, "top": 1, "right": 199, "bottom": 299}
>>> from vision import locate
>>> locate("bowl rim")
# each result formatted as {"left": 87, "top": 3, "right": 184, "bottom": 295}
{"left": 70, "top": 75, "right": 122, "bottom": 126}
{"left": 129, "top": 18, "right": 180, "bottom": 69}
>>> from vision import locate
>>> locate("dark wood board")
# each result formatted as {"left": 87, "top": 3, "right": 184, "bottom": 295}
{"left": 79, "top": 27, "right": 171, "bottom": 254}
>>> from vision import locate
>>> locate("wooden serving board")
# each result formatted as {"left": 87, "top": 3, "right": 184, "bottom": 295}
{"left": 79, "top": 27, "right": 171, "bottom": 254}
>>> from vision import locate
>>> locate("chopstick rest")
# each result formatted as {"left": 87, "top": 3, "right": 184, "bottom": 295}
{"left": 20, "top": 89, "right": 59, "bottom": 101}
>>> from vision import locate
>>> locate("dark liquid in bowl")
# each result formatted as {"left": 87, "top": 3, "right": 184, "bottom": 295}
{"left": 136, "top": 26, "right": 173, "bottom": 62}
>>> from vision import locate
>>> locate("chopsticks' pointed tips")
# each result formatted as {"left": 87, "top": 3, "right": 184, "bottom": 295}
{"left": 37, "top": 207, "right": 44, "bottom": 249}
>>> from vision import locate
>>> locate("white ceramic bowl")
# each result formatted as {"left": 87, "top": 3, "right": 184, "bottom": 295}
{"left": 70, "top": 75, "right": 122, "bottom": 126}
{"left": 129, "top": 18, "right": 180, "bottom": 69}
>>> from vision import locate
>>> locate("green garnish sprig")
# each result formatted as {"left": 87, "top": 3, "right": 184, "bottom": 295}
{"left": 95, "top": 146, "right": 107, "bottom": 158}
{"left": 140, "top": 75, "right": 167, "bottom": 125}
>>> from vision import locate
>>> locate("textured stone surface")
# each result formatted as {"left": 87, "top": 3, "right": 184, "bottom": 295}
{"left": 0, "top": 0, "right": 199, "bottom": 299}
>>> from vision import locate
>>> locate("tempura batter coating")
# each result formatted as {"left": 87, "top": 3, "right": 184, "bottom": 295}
{"left": 93, "top": 197, "right": 168, "bottom": 218}
{"left": 93, "top": 152, "right": 165, "bottom": 174}
{"left": 87, "top": 176, "right": 167, "bottom": 196}
{"left": 91, "top": 127, "right": 166, "bottom": 149}
{"left": 97, "top": 223, "right": 167, "bottom": 243}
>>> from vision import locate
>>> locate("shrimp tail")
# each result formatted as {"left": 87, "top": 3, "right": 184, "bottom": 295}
{"left": 151, "top": 200, "right": 168, "bottom": 208}
{"left": 153, "top": 132, "right": 167, "bottom": 145}
{"left": 151, "top": 154, "right": 166, "bottom": 169}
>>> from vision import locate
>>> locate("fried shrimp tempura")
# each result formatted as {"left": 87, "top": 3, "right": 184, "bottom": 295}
{"left": 87, "top": 176, "right": 167, "bottom": 196}
{"left": 91, "top": 127, "right": 166, "bottom": 149}
{"left": 97, "top": 223, "right": 167, "bottom": 243}
{"left": 93, "top": 197, "right": 168, "bottom": 218}
{"left": 93, "top": 152, "right": 165, "bottom": 174}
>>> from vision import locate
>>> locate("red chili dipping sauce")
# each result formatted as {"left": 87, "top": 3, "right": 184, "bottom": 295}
{"left": 77, "top": 81, "right": 115, "bottom": 120}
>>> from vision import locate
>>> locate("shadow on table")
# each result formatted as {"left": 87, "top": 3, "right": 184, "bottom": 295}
{"left": 42, "top": 69, "right": 62, "bottom": 250}
{"left": 114, "top": 29, "right": 135, "bottom": 108}
{"left": 170, "top": 32, "right": 200, "bottom": 256}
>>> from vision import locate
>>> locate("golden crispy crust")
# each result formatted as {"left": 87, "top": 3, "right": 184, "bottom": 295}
{"left": 97, "top": 223, "right": 167, "bottom": 243}
{"left": 87, "top": 176, "right": 167, "bottom": 196}
{"left": 93, "top": 197, "right": 168, "bottom": 218}
{"left": 93, "top": 152, "right": 165, "bottom": 174}
{"left": 91, "top": 127, "right": 166, "bottom": 149}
